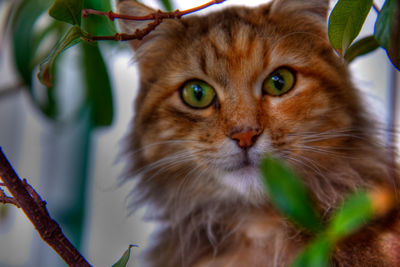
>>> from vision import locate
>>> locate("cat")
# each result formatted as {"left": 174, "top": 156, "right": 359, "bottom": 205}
{"left": 117, "top": 0, "right": 400, "bottom": 266}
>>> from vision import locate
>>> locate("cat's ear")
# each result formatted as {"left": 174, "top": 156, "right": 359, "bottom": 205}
{"left": 270, "top": 0, "right": 330, "bottom": 22}
{"left": 117, "top": 0, "right": 175, "bottom": 50}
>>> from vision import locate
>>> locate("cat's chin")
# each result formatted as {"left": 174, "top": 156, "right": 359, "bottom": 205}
{"left": 218, "top": 165, "right": 265, "bottom": 202}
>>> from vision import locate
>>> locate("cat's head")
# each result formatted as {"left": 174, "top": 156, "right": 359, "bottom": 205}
{"left": 119, "top": 0, "right": 371, "bottom": 214}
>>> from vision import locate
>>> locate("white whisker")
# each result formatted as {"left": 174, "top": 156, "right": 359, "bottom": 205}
{"left": 128, "top": 139, "right": 200, "bottom": 156}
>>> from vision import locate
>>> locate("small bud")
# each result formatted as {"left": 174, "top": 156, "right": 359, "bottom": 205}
{"left": 368, "top": 186, "right": 396, "bottom": 217}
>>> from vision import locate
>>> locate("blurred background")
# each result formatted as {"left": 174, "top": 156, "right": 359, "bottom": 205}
{"left": 0, "top": 0, "right": 398, "bottom": 266}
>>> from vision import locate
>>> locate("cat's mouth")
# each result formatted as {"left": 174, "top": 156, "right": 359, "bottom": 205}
{"left": 222, "top": 153, "right": 259, "bottom": 172}
{"left": 218, "top": 154, "right": 263, "bottom": 198}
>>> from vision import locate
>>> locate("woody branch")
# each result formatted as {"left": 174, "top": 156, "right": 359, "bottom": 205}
{"left": 0, "top": 185, "right": 19, "bottom": 206}
{"left": 0, "top": 148, "right": 91, "bottom": 267}
{"left": 81, "top": 0, "right": 226, "bottom": 41}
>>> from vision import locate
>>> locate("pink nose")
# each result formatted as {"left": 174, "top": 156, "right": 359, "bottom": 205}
{"left": 230, "top": 129, "right": 260, "bottom": 149}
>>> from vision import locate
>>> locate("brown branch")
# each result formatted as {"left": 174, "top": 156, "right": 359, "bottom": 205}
{"left": 0, "top": 188, "right": 19, "bottom": 207}
{"left": 0, "top": 147, "right": 91, "bottom": 267}
{"left": 82, "top": 0, "right": 225, "bottom": 21}
{"left": 86, "top": 15, "right": 163, "bottom": 41}
{"left": 22, "top": 178, "right": 50, "bottom": 215}
{"left": 81, "top": 0, "right": 226, "bottom": 42}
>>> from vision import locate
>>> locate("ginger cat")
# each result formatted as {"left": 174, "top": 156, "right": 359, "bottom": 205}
{"left": 118, "top": 0, "right": 400, "bottom": 266}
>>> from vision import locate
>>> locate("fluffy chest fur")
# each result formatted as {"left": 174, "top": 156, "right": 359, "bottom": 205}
{"left": 118, "top": 0, "right": 399, "bottom": 266}
{"left": 192, "top": 212, "right": 301, "bottom": 267}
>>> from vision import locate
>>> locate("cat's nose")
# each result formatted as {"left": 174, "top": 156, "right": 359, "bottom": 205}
{"left": 230, "top": 128, "right": 261, "bottom": 149}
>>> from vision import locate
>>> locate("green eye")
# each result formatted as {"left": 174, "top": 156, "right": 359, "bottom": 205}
{"left": 263, "top": 67, "right": 296, "bottom": 96}
{"left": 180, "top": 80, "right": 216, "bottom": 109}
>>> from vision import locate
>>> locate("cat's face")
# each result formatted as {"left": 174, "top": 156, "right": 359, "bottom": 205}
{"left": 120, "top": 0, "right": 364, "bottom": 206}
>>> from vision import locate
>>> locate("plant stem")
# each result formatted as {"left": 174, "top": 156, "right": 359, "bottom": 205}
{"left": 0, "top": 188, "right": 19, "bottom": 207}
{"left": 81, "top": 0, "right": 226, "bottom": 42}
{"left": 82, "top": 0, "right": 225, "bottom": 21}
{"left": 0, "top": 148, "right": 92, "bottom": 267}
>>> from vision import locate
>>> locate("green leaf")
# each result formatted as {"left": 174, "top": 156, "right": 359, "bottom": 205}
{"left": 260, "top": 157, "right": 323, "bottom": 233}
{"left": 344, "top": 35, "right": 380, "bottom": 62}
{"left": 38, "top": 26, "right": 82, "bottom": 88}
{"left": 292, "top": 190, "right": 374, "bottom": 267}
{"left": 374, "top": 0, "right": 400, "bottom": 70}
{"left": 158, "top": 0, "right": 174, "bottom": 11}
{"left": 40, "top": 78, "right": 58, "bottom": 119}
{"left": 81, "top": 42, "right": 114, "bottom": 127}
{"left": 327, "top": 190, "right": 373, "bottom": 241}
{"left": 11, "top": 0, "right": 52, "bottom": 87}
{"left": 328, "top": 0, "right": 373, "bottom": 55}
{"left": 32, "top": 20, "right": 66, "bottom": 62}
{"left": 112, "top": 245, "right": 138, "bottom": 267}
{"left": 291, "top": 237, "right": 332, "bottom": 267}
{"left": 49, "top": 0, "right": 83, "bottom": 25}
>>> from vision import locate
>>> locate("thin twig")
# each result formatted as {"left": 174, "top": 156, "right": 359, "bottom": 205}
{"left": 0, "top": 188, "right": 19, "bottom": 207}
{"left": 85, "top": 16, "right": 163, "bottom": 41}
{"left": 81, "top": 0, "right": 226, "bottom": 42}
{"left": 82, "top": 0, "right": 225, "bottom": 21}
{"left": 0, "top": 148, "right": 92, "bottom": 267}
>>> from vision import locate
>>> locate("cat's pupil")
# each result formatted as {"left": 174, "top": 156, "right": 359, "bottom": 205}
{"left": 272, "top": 74, "right": 285, "bottom": 91}
{"left": 192, "top": 85, "right": 204, "bottom": 101}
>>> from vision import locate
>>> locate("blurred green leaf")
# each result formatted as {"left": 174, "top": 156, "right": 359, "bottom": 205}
{"left": 11, "top": 0, "right": 51, "bottom": 87}
{"left": 158, "top": 0, "right": 174, "bottom": 11}
{"left": 49, "top": 0, "right": 83, "bottom": 25}
{"left": 327, "top": 191, "right": 372, "bottom": 240}
{"left": 292, "top": 190, "right": 373, "bottom": 266}
{"left": 32, "top": 20, "right": 66, "bottom": 62}
{"left": 260, "top": 157, "right": 323, "bottom": 233}
{"left": 291, "top": 237, "right": 332, "bottom": 267}
{"left": 82, "top": 0, "right": 116, "bottom": 36}
{"left": 374, "top": 0, "right": 400, "bottom": 70}
{"left": 41, "top": 78, "right": 58, "bottom": 119}
{"left": 112, "top": 245, "right": 137, "bottom": 267}
{"left": 38, "top": 25, "right": 82, "bottom": 88}
{"left": 81, "top": 42, "right": 114, "bottom": 127}
{"left": 344, "top": 35, "right": 380, "bottom": 62}
{"left": 328, "top": 0, "right": 373, "bottom": 55}
{"left": 37, "top": 25, "right": 82, "bottom": 119}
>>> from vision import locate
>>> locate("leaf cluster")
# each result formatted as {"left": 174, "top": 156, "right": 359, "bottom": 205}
{"left": 10, "top": 0, "right": 123, "bottom": 126}
{"left": 8, "top": 0, "right": 177, "bottom": 126}
{"left": 261, "top": 157, "right": 394, "bottom": 266}
{"left": 328, "top": 0, "right": 400, "bottom": 70}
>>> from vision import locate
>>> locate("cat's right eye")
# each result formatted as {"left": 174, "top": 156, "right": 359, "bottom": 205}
{"left": 262, "top": 67, "right": 296, "bottom": 96}
{"left": 180, "top": 80, "right": 216, "bottom": 109}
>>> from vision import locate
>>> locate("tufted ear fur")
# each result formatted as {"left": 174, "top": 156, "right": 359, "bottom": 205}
{"left": 117, "top": 0, "right": 178, "bottom": 50}
{"left": 270, "top": 0, "right": 330, "bottom": 22}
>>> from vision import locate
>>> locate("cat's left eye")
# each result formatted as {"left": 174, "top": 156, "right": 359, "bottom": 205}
{"left": 262, "top": 67, "right": 296, "bottom": 96}
{"left": 180, "top": 80, "right": 216, "bottom": 109}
